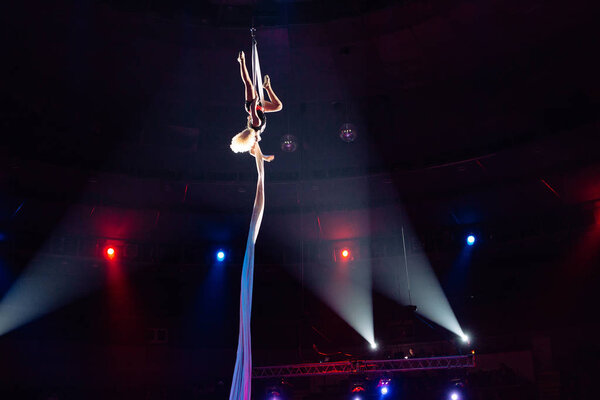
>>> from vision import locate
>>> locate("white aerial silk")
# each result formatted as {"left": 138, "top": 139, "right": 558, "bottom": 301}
{"left": 251, "top": 38, "right": 264, "bottom": 104}
{"left": 229, "top": 39, "right": 266, "bottom": 400}
{"left": 229, "top": 155, "right": 265, "bottom": 400}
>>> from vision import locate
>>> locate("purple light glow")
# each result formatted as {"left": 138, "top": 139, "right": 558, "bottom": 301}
{"left": 280, "top": 134, "right": 298, "bottom": 152}
{"left": 339, "top": 123, "right": 357, "bottom": 142}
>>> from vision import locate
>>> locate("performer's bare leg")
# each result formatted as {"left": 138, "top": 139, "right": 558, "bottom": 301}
{"left": 238, "top": 51, "right": 255, "bottom": 102}
{"left": 261, "top": 75, "right": 283, "bottom": 112}
{"left": 238, "top": 51, "right": 261, "bottom": 127}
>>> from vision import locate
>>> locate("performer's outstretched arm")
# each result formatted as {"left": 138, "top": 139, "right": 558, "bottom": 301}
{"left": 250, "top": 142, "right": 274, "bottom": 163}
{"left": 248, "top": 142, "right": 269, "bottom": 243}
{"left": 262, "top": 75, "right": 283, "bottom": 113}
{"left": 253, "top": 146, "right": 264, "bottom": 211}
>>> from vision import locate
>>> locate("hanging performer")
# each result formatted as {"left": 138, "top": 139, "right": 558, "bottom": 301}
{"left": 229, "top": 32, "right": 283, "bottom": 400}
{"left": 230, "top": 49, "right": 283, "bottom": 157}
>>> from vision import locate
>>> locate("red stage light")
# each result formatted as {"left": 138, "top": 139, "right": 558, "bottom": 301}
{"left": 105, "top": 247, "right": 116, "bottom": 260}
{"left": 341, "top": 249, "right": 350, "bottom": 259}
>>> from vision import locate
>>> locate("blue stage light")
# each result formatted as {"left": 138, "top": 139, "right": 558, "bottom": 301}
{"left": 378, "top": 378, "right": 391, "bottom": 396}
{"left": 216, "top": 250, "right": 226, "bottom": 262}
{"left": 267, "top": 386, "right": 281, "bottom": 400}
{"left": 466, "top": 235, "right": 476, "bottom": 246}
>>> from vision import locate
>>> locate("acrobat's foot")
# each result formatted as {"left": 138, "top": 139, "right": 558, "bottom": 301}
{"left": 263, "top": 75, "right": 271, "bottom": 89}
{"left": 263, "top": 154, "right": 274, "bottom": 162}
{"left": 237, "top": 51, "right": 245, "bottom": 63}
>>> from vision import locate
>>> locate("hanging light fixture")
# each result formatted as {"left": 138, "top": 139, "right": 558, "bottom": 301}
{"left": 339, "top": 123, "right": 357, "bottom": 142}
{"left": 280, "top": 134, "right": 298, "bottom": 152}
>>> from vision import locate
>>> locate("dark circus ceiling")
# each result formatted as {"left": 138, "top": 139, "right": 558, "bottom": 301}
{"left": 0, "top": 0, "right": 599, "bottom": 244}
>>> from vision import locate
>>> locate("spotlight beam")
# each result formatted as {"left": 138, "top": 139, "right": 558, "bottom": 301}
{"left": 291, "top": 259, "right": 375, "bottom": 348}
{"left": 373, "top": 225, "right": 466, "bottom": 339}
{"left": 0, "top": 255, "right": 106, "bottom": 336}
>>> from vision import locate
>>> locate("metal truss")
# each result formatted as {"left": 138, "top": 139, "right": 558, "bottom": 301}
{"left": 253, "top": 355, "right": 475, "bottom": 378}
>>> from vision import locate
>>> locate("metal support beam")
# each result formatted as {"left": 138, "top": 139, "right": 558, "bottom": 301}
{"left": 253, "top": 355, "right": 475, "bottom": 378}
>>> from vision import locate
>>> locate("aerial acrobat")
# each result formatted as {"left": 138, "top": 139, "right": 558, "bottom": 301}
{"left": 230, "top": 47, "right": 283, "bottom": 160}
{"left": 228, "top": 31, "right": 283, "bottom": 400}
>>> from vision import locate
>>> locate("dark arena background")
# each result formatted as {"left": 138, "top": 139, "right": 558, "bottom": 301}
{"left": 1, "top": 0, "right": 599, "bottom": 399}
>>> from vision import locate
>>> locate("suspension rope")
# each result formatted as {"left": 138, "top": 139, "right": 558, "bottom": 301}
{"left": 401, "top": 226, "right": 413, "bottom": 306}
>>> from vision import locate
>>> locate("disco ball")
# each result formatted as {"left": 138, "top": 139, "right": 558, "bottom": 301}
{"left": 280, "top": 134, "right": 298, "bottom": 152}
{"left": 339, "top": 123, "right": 357, "bottom": 142}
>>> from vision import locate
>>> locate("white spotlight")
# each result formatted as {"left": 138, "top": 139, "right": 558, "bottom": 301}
{"left": 460, "top": 334, "right": 470, "bottom": 343}
{"left": 370, "top": 341, "right": 378, "bottom": 350}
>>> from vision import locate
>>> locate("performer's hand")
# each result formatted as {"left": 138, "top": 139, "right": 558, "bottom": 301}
{"left": 237, "top": 51, "right": 245, "bottom": 63}
{"left": 263, "top": 75, "right": 271, "bottom": 89}
{"left": 250, "top": 143, "right": 274, "bottom": 162}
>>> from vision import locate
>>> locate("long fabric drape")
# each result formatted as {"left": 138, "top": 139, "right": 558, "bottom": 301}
{"left": 229, "top": 37, "right": 267, "bottom": 400}
{"left": 251, "top": 38, "right": 264, "bottom": 104}
{"left": 228, "top": 156, "right": 265, "bottom": 400}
